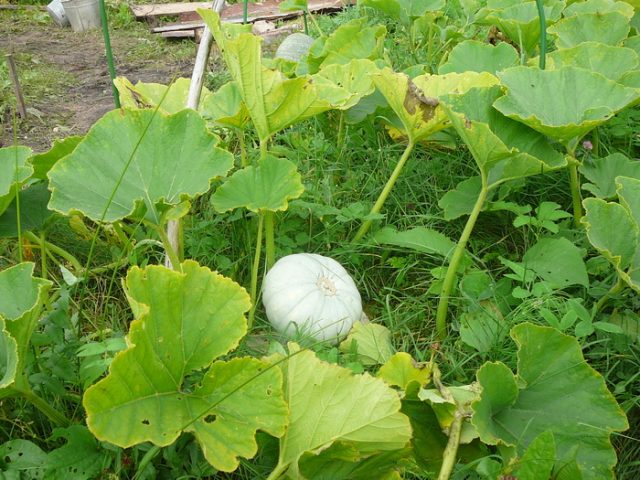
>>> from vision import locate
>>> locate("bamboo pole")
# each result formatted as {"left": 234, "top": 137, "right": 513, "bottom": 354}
{"left": 165, "top": 0, "right": 226, "bottom": 269}
{"left": 5, "top": 54, "right": 27, "bottom": 118}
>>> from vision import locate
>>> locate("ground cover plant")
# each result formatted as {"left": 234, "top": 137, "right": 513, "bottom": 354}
{"left": 1, "top": 0, "right": 640, "bottom": 478}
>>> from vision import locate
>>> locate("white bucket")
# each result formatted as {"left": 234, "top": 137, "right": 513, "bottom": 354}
{"left": 62, "top": 0, "right": 102, "bottom": 32}
{"left": 47, "top": 0, "right": 70, "bottom": 27}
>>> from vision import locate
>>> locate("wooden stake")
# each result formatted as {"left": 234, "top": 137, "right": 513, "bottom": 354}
{"left": 5, "top": 54, "right": 27, "bottom": 118}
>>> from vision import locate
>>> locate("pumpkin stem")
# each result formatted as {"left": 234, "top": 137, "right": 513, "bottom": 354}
{"left": 248, "top": 212, "right": 265, "bottom": 328}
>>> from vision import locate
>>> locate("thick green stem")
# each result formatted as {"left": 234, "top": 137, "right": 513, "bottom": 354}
{"left": 352, "top": 141, "right": 415, "bottom": 243}
{"left": 435, "top": 184, "right": 488, "bottom": 339}
{"left": 264, "top": 210, "right": 276, "bottom": 270}
{"left": 568, "top": 159, "right": 583, "bottom": 227}
{"left": 337, "top": 110, "right": 346, "bottom": 151}
{"left": 266, "top": 461, "right": 289, "bottom": 480}
{"left": 594, "top": 277, "right": 625, "bottom": 314}
{"left": 15, "top": 387, "right": 71, "bottom": 427}
{"left": 437, "top": 412, "right": 464, "bottom": 480}
{"left": 133, "top": 445, "right": 161, "bottom": 480}
{"left": 248, "top": 213, "right": 265, "bottom": 328}
{"left": 259, "top": 138, "right": 269, "bottom": 163}
{"left": 39, "top": 231, "right": 47, "bottom": 278}
{"left": 24, "top": 231, "right": 83, "bottom": 273}
{"left": 155, "top": 226, "right": 182, "bottom": 272}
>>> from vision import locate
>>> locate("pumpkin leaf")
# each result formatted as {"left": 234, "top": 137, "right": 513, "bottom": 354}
{"left": 302, "top": 17, "right": 386, "bottom": 74}
{"left": 211, "top": 156, "right": 304, "bottom": 213}
{"left": 48, "top": 109, "right": 233, "bottom": 225}
{"left": 377, "top": 352, "right": 431, "bottom": 390}
{"left": 0, "top": 263, "right": 52, "bottom": 392}
{"left": 476, "top": 1, "right": 565, "bottom": 55}
{"left": 512, "top": 430, "right": 556, "bottom": 480}
{"left": 373, "top": 226, "right": 458, "bottom": 258}
{"left": 438, "top": 40, "right": 519, "bottom": 75}
{"left": 0, "top": 440, "right": 47, "bottom": 477}
{"left": 298, "top": 442, "right": 408, "bottom": 480}
{"left": 273, "top": 343, "right": 412, "bottom": 476}
{"left": 358, "top": 0, "right": 445, "bottom": 26}
{"left": 563, "top": 0, "right": 634, "bottom": 19}
{"left": 583, "top": 176, "right": 640, "bottom": 292}
{"left": 83, "top": 261, "right": 287, "bottom": 472}
{"left": 545, "top": 42, "right": 639, "bottom": 82}
{"left": 522, "top": 237, "right": 589, "bottom": 288}
{"left": 0, "top": 146, "right": 33, "bottom": 216}
{"left": 339, "top": 322, "right": 395, "bottom": 367}
{"left": 312, "top": 59, "right": 377, "bottom": 110}
{"left": 0, "top": 183, "right": 54, "bottom": 237}
{"left": 472, "top": 323, "right": 628, "bottom": 480}
{"left": 374, "top": 69, "right": 498, "bottom": 143}
{"left": 580, "top": 153, "right": 640, "bottom": 199}
{"left": 114, "top": 77, "right": 211, "bottom": 114}
{"left": 548, "top": 12, "right": 630, "bottom": 48}
{"left": 30, "top": 136, "right": 82, "bottom": 180}
{"left": 200, "top": 10, "right": 331, "bottom": 142}
{"left": 44, "top": 425, "right": 109, "bottom": 480}
{"left": 493, "top": 66, "right": 640, "bottom": 149}
{"left": 441, "top": 85, "right": 566, "bottom": 189}
{"left": 200, "top": 81, "right": 250, "bottom": 130}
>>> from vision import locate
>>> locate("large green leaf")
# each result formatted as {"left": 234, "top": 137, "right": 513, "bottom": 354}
{"left": 374, "top": 69, "right": 498, "bottom": 143}
{"left": 211, "top": 156, "right": 304, "bottom": 213}
{"left": 472, "top": 323, "right": 628, "bottom": 480}
{"left": 302, "top": 17, "right": 386, "bottom": 74}
{"left": 0, "top": 440, "right": 47, "bottom": 478}
{"left": 441, "top": 85, "right": 565, "bottom": 189}
{"left": 0, "top": 146, "right": 33, "bottom": 216}
{"left": 494, "top": 66, "right": 640, "bottom": 148}
{"left": 83, "top": 261, "right": 287, "bottom": 472}
{"left": 563, "top": 0, "right": 634, "bottom": 19}
{"left": 0, "top": 263, "right": 51, "bottom": 392}
{"left": 548, "top": 12, "right": 630, "bottom": 48}
{"left": 438, "top": 40, "right": 519, "bottom": 75}
{"left": 583, "top": 176, "right": 640, "bottom": 292}
{"left": 48, "top": 109, "right": 233, "bottom": 225}
{"left": 311, "top": 59, "right": 377, "bottom": 110}
{"left": 580, "top": 153, "right": 640, "bottom": 199}
{"left": 201, "top": 10, "right": 331, "bottom": 142}
{"left": 273, "top": 344, "right": 412, "bottom": 476}
{"left": 545, "top": 42, "right": 639, "bottom": 82}
{"left": 44, "top": 425, "right": 109, "bottom": 480}
{"left": 476, "top": 1, "right": 565, "bottom": 54}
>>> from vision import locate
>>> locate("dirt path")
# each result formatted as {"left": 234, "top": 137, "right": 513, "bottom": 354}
{"left": 1, "top": 10, "right": 196, "bottom": 152}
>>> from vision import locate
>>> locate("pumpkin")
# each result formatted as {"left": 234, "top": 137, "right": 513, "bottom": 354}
{"left": 262, "top": 253, "right": 363, "bottom": 342}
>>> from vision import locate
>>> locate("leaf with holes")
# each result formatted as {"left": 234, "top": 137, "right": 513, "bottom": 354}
{"left": 0, "top": 439, "right": 47, "bottom": 478}
{"left": 271, "top": 343, "right": 412, "bottom": 477}
{"left": 83, "top": 261, "right": 288, "bottom": 472}
{"left": 472, "top": 323, "right": 628, "bottom": 480}
{"left": 47, "top": 109, "right": 233, "bottom": 225}
{"left": 44, "top": 426, "right": 109, "bottom": 480}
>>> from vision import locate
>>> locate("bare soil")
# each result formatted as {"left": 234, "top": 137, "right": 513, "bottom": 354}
{"left": 0, "top": 9, "right": 196, "bottom": 152}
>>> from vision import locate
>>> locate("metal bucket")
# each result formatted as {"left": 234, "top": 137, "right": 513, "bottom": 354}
{"left": 47, "top": 0, "right": 70, "bottom": 27}
{"left": 62, "top": 0, "right": 101, "bottom": 32}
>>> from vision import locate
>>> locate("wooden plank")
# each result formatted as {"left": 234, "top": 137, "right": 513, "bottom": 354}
{"left": 161, "top": 30, "right": 196, "bottom": 39}
{"left": 131, "top": 2, "right": 210, "bottom": 18}
{"left": 150, "top": 0, "right": 344, "bottom": 34}
{"left": 134, "top": 0, "right": 344, "bottom": 21}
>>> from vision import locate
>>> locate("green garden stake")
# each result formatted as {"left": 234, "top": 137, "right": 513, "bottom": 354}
{"left": 303, "top": 10, "right": 309, "bottom": 35}
{"left": 98, "top": 0, "right": 120, "bottom": 108}
{"left": 243, "top": 0, "right": 248, "bottom": 23}
{"left": 535, "top": 0, "right": 546, "bottom": 69}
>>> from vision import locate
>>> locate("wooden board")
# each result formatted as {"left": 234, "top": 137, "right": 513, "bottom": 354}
{"left": 133, "top": 0, "right": 345, "bottom": 22}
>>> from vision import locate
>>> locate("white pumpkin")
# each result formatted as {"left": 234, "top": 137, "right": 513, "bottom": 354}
{"left": 262, "top": 253, "right": 362, "bottom": 342}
